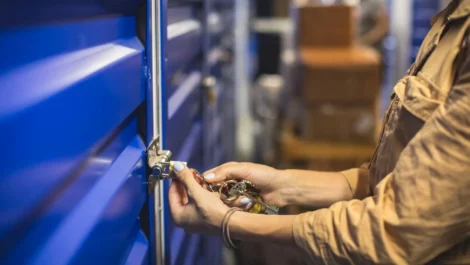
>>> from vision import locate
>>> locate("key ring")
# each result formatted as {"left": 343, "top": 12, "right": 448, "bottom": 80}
{"left": 218, "top": 180, "right": 240, "bottom": 203}
{"left": 190, "top": 168, "right": 279, "bottom": 214}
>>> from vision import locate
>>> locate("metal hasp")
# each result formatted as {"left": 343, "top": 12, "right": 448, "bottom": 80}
{"left": 147, "top": 138, "right": 172, "bottom": 181}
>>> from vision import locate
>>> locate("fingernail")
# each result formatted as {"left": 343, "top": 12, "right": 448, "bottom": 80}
{"left": 240, "top": 198, "right": 251, "bottom": 205}
{"left": 204, "top": 173, "right": 215, "bottom": 180}
{"left": 173, "top": 161, "right": 184, "bottom": 172}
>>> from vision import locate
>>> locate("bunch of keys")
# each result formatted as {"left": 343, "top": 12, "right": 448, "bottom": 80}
{"left": 191, "top": 169, "right": 279, "bottom": 215}
{"left": 162, "top": 160, "right": 278, "bottom": 215}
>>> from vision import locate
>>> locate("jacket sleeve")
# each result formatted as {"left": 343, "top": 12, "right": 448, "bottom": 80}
{"left": 340, "top": 164, "right": 371, "bottom": 200}
{"left": 293, "top": 58, "right": 470, "bottom": 264}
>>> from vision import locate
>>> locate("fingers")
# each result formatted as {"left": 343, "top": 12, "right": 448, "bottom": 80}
{"left": 173, "top": 161, "right": 206, "bottom": 200}
{"left": 202, "top": 162, "right": 249, "bottom": 184}
{"left": 228, "top": 196, "right": 253, "bottom": 210}
{"left": 168, "top": 180, "right": 186, "bottom": 221}
{"left": 202, "top": 162, "right": 237, "bottom": 178}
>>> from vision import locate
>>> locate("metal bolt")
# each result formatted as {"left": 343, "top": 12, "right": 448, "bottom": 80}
{"left": 152, "top": 165, "right": 164, "bottom": 178}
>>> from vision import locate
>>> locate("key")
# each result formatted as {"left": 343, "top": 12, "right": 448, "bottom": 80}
{"left": 191, "top": 169, "right": 221, "bottom": 192}
{"left": 225, "top": 180, "right": 279, "bottom": 215}
{"left": 190, "top": 169, "right": 279, "bottom": 215}
{"left": 218, "top": 180, "right": 242, "bottom": 203}
{"left": 241, "top": 192, "right": 279, "bottom": 215}
{"left": 233, "top": 183, "right": 279, "bottom": 215}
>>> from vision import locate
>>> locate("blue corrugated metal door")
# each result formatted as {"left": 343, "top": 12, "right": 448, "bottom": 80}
{"left": 162, "top": 3, "right": 206, "bottom": 265}
{"left": 160, "top": 1, "right": 235, "bottom": 264}
{"left": 0, "top": 1, "right": 150, "bottom": 264}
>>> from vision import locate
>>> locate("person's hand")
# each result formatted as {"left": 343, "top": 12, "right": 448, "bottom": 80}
{"left": 202, "top": 162, "right": 288, "bottom": 208}
{"left": 169, "top": 161, "right": 229, "bottom": 235}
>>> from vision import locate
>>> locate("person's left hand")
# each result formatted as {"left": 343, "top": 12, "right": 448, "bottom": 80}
{"left": 169, "top": 161, "right": 230, "bottom": 235}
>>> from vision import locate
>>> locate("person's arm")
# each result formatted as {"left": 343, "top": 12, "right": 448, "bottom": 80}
{"left": 279, "top": 169, "right": 356, "bottom": 208}
{"left": 230, "top": 213, "right": 296, "bottom": 244}
{"left": 202, "top": 163, "right": 358, "bottom": 209}
{"left": 173, "top": 63, "right": 470, "bottom": 264}
{"left": 359, "top": 7, "right": 389, "bottom": 46}
{"left": 229, "top": 56, "right": 470, "bottom": 263}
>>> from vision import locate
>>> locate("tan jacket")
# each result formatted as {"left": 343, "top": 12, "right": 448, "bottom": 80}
{"left": 293, "top": 1, "right": 470, "bottom": 264}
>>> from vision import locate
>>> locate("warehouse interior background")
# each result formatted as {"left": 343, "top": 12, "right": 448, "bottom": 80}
{"left": 0, "top": 0, "right": 455, "bottom": 264}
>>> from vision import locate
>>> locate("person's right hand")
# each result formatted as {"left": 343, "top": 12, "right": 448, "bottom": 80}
{"left": 202, "top": 162, "right": 288, "bottom": 209}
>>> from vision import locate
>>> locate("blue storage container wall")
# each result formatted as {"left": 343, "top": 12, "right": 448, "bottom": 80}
{"left": 0, "top": 1, "right": 149, "bottom": 264}
{"left": 1, "top": 0, "right": 237, "bottom": 263}
{"left": 163, "top": 3, "right": 206, "bottom": 265}
{"left": 162, "top": 0, "right": 236, "bottom": 264}
{"left": 204, "top": 0, "right": 236, "bottom": 170}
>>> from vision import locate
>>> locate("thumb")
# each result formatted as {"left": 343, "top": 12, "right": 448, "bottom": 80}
{"left": 173, "top": 161, "right": 205, "bottom": 199}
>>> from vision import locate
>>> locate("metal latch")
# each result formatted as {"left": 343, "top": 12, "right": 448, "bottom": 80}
{"left": 147, "top": 138, "right": 173, "bottom": 180}
{"left": 147, "top": 138, "right": 187, "bottom": 183}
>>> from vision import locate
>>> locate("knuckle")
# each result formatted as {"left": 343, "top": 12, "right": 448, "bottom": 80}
{"left": 217, "top": 162, "right": 238, "bottom": 174}
{"left": 178, "top": 170, "right": 192, "bottom": 180}
{"left": 225, "top": 161, "right": 239, "bottom": 167}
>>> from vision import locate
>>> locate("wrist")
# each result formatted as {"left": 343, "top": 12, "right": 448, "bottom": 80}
{"left": 280, "top": 170, "right": 353, "bottom": 208}
{"left": 275, "top": 169, "right": 299, "bottom": 207}
{"left": 221, "top": 208, "right": 243, "bottom": 248}
{"left": 212, "top": 204, "right": 231, "bottom": 231}
{"left": 229, "top": 211, "right": 296, "bottom": 244}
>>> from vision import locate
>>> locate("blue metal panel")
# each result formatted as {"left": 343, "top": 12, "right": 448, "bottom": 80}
{"left": 208, "top": 3, "right": 235, "bottom": 49}
{"left": 181, "top": 235, "right": 202, "bottom": 265}
{"left": 162, "top": 1, "right": 237, "bottom": 264}
{"left": 199, "top": 236, "right": 223, "bottom": 265}
{"left": 164, "top": 123, "right": 203, "bottom": 265}
{"left": 166, "top": 69, "right": 202, "bottom": 155}
{"left": 175, "top": 122, "right": 204, "bottom": 171}
{"left": 0, "top": 2, "right": 148, "bottom": 263}
{"left": 2, "top": 120, "right": 147, "bottom": 264}
{"left": 125, "top": 224, "right": 150, "bottom": 265}
{"left": 2, "top": 0, "right": 239, "bottom": 264}
{"left": 207, "top": 12, "right": 224, "bottom": 48}
{"left": 167, "top": 8, "right": 203, "bottom": 77}
{"left": 0, "top": 17, "right": 144, "bottom": 241}
{"left": 203, "top": 0, "right": 236, "bottom": 169}
{"left": 0, "top": 0, "right": 141, "bottom": 26}
{"left": 30, "top": 136, "right": 146, "bottom": 265}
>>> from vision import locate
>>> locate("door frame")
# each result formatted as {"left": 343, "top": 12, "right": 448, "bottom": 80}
{"left": 146, "top": 0, "right": 167, "bottom": 264}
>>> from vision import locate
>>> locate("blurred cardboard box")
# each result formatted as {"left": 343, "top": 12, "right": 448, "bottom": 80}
{"left": 300, "top": 46, "right": 380, "bottom": 104}
{"left": 300, "top": 103, "right": 377, "bottom": 144}
{"left": 280, "top": 129, "right": 376, "bottom": 162}
{"left": 298, "top": 5, "right": 354, "bottom": 48}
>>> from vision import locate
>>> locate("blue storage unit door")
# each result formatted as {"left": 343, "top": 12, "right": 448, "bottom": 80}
{"left": 162, "top": 3, "right": 208, "bottom": 265}
{"left": 203, "top": 0, "right": 236, "bottom": 170}
{"left": 0, "top": 1, "right": 149, "bottom": 264}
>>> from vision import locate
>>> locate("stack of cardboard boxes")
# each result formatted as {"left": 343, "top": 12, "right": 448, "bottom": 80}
{"left": 281, "top": 4, "right": 381, "bottom": 171}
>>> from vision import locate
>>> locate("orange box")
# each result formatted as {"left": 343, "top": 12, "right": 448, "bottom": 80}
{"left": 298, "top": 5, "right": 355, "bottom": 48}
{"left": 300, "top": 46, "right": 381, "bottom": 104}
{"left": 300, "top": 103, "right": 377, "bottom": 144}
